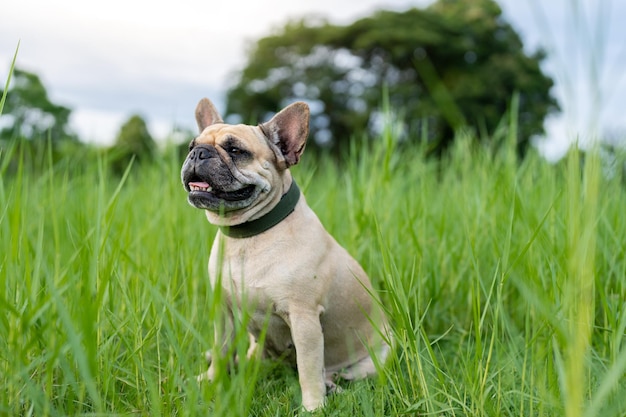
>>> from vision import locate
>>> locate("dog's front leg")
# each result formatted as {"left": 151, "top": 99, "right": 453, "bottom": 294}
{"left": 288, "top": 306, "right": 326, "bottom": 411}
{"left": 198, "top": 305, "right": 235, "bottom": 382}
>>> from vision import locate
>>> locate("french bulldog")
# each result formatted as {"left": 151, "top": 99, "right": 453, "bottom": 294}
{"left": 181, "top": 98, "right": 389, "bottom": 411}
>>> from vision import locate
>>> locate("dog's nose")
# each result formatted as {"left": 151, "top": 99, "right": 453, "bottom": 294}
{"left": 188, "top": 145, "right": 217, "bottom": 162}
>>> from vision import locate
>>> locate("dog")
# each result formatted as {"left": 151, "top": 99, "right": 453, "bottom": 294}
{"left": 181, "top": 98, "right": 389, "bottom": 411}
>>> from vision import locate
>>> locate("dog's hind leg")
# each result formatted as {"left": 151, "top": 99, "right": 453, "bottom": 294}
{"left": 336, "top": 342, "right": 390, "bottom": 380}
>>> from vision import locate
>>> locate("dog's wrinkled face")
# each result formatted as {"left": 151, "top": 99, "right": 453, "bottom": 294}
{"left": 181, "top": 126, "right": 268, "bottom": 212}
{"left": 181, "top": 98, "right": 309, "bottom": 221}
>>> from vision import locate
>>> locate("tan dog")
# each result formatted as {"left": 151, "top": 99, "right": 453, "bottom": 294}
{"left": 181, "top": 98, "right": 388, "bottom": 411}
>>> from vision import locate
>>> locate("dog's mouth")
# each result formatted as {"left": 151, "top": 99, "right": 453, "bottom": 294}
{"left": 188, "top": 181, "right": 256, "bottom": 202}
{"left": 184, "top": 175, "right": 259, "bottom": 212}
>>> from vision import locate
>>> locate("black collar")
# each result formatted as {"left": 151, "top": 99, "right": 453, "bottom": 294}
{"left": 219, "top": 180, "right": 300, "bottom": 238}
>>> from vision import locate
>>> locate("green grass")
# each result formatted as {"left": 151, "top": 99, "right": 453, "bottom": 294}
{"left": 1, "top": 129, "right": 625, "bottom": 416}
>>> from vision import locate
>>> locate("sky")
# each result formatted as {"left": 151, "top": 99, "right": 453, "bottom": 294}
{"left": 1, "top": 0, "right": 625, "bottom": 161}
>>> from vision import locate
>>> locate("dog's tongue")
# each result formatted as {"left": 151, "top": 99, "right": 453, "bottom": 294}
{"left": 189, "top": 181, "right": 213, "bottom": 191}
{"left": 189, "top": 181, "right": 210, "bottom": 188}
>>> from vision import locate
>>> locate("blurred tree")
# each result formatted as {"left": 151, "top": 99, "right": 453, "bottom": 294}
{"left": 0, "top": 68, "right": 76, "bottom": 142}
{"left": 226, "top": 0, "right": 559, "bottom": 156}
{"left": 111, "top": 114, "right": 155, "bottom": 173}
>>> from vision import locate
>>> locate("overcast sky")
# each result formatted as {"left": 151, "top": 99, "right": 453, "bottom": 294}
{"left": 1, "top": 0, "right": 624, "bottom": 161}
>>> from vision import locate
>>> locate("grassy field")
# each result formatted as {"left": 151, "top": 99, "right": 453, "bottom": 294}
{"left": 1, "top": 130, "right": 625, "bottom": 416}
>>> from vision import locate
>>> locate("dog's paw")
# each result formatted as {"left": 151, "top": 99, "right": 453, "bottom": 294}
{"left": 302, "top": 396, "right": 326, "bottom": 412}
{"left": 196, "top": 370, "right": 210, "bottom": 383}
{"left": 195, "top": 351, "right": 216, "bottom": 382}
{"left": 325, "top": 379, "right": 343, "bottom": 395}
{"left": 196, "top": 364, "right": 217, "bottom": 383}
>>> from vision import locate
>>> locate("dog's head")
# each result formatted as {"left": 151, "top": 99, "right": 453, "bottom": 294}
{"left": 181, "top": 98, "right": 309, "bottom": 225}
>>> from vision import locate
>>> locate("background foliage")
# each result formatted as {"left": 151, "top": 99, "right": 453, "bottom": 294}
{"left": 0, "top": 68, "right": 75, "bottom": 143}
{"left": 109, "top": 114, "right": 156, "bottom": 174}
{"left": 226, "top": 0, "right": 559, "bottom": 156}
{"left": 0, "top": 0, "right": 561, "bottom": 164}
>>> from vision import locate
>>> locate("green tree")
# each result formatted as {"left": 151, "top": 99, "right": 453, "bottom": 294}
{"left": 226, "top": 0, "right": 559, "bottom": 156}
{"left": 110, "top": 114, "right": 155, "bottom": 173}
{"left": 0, "top": 68, "right": 75, "bottom": 142}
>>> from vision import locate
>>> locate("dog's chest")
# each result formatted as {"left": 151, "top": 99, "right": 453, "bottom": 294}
{"left": 211, "top": 251, "right": 275, "bottom": 301}
{"left": 209, "top": 237, "right": 298, "bottom": 359}
{"left": 209, "top": 236, "right": 293, "bottom": 315}
{"left": 211, "top": 233, "right": 285, "bottom": 283}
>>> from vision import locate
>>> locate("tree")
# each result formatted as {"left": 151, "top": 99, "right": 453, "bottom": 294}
{"left": 110, "top": 114, "right": 155, "bottom": 173}
{"left": 0, "top": 68, "right": 75, "bottom": 142}
{"left": 225, "top": 0, "right": 559, "bottom": 156}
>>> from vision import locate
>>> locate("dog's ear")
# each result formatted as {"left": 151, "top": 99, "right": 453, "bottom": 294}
{"left": 260, "top": 102, "right": 309, "bottom": 167}
{"left": 195, "top": 98, "right": 223, "bottom": 132}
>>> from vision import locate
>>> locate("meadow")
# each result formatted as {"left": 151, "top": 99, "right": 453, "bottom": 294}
{"left": 1, "top": 126, "right": 625, "bottom": 416}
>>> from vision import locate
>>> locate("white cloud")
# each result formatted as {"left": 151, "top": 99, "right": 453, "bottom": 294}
{"left": 70, "top": 108, "right": 126, "bottom": 146}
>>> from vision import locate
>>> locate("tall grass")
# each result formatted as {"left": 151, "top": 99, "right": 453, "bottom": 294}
{"left": 1, "top": 124, "right": 625, "bottom": 416}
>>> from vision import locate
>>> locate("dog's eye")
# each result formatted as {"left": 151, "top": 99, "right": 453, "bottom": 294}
{"left": 188, "top": 139, "right": 196, "bottom": 152}
{"left": 222, "top": 139, "right": 250, "bottom": 159}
